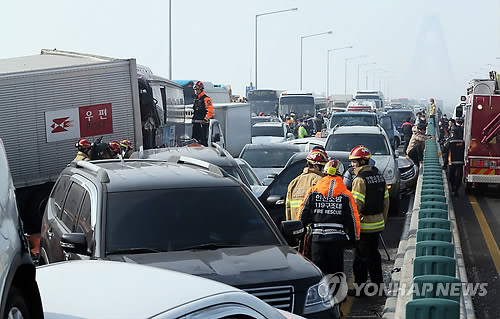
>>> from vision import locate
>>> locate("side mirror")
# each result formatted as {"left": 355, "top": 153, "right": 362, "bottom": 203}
{"left": 60, "top": 233, "right": 90, "bottom": 256}
{"left": 266, "top": 195, "right": 284, "bottom": 206}
{"left": 280, "top": 220, "right": 304, "bottom": 246}
{"left": 213, "top": 133, "right": 221, "bottom": 142}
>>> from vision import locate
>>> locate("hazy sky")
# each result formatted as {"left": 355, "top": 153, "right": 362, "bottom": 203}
{"left": 2, "top": 0, "right": 499, "bottom": 112}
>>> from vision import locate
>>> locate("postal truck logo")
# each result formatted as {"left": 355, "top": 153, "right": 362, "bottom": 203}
{"left": 50, "top": 117, "right": 74, "bottom": 133}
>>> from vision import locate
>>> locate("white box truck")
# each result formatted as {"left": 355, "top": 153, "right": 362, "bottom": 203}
{"left": 212, "top": 103, "right": 251, "bottom": 157}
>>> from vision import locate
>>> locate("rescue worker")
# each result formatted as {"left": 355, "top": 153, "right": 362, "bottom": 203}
{"left": 439, "top": 114, "right": 449, "bottom": 143}
{"left": 348, "top": 146, "right": 390, "bottom": 296}
{"left": 406, "top": 123, "right": 433, "bottom": 167}
{"left": 74, "top": 138, "right": 91, "bottom": 161}
{"left": 192, "top": 81, "right": 214, "bottom": 146}
{"left": 120, "top": 139, "right": 133, "bottom": 159}
{"left": 296, "top": 119, "right": 308, "bottom": 139}
{"left": 108, "top": 141, "right": 121, "bottom": 159}
{"left": 299, "top": 159, "right": 360, "bottom": 275}
{"left": 286, "top": 148, "right": 328, "bottom": 221}
{"left": 401, "top": 118, "right": 414, "bottom": 155}
{"left": 444, "top": 127, "right": 465, "bottom": 196}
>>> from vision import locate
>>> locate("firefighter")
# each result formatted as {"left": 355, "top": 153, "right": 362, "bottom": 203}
{"left": 120, "top": 139, "right": 133, "bottom": 159}
{"left": 445, "top": 127, "right": 465, "bottom": 196}
{"left": 348, "top": 146, "right": 389, "bottom": 296}
{"left": 74, "top": 138, "right": 91, "bottom": 161}
{"left": 299, "top": 159, "right": 360, "bottom": 275}
{"left": 108, "top": 141, "right": 121, "bottom": 159}
{"left": 286, "top": 148, "right": 328, "bottom": 221}
{"left": 192, "top": 81, "right": 214, "bottom": 146}
{"left": 401, "top": 117, "right": 414, "bottom": 155}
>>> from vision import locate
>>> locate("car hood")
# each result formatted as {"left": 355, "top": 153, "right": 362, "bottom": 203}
{"left": 253, "top": 167, "right": 284, "bottom": 183}
{"left": 106, "top": 245, "right": 322, "bottom": 291}
{"left": 252, "top": 136, "right": 286, "bottom": 144}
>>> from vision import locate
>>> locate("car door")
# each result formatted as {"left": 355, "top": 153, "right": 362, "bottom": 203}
{"left": 258, "top": 160, "right": 305, "bottom": 225}
{"left": 49, "top": 181, "right": 85, "bottom": 262}
{"left": 72, "top": 191, "right": 93, "bottom": 260}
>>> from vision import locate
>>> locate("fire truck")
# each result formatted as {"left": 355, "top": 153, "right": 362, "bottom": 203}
{"left": 463, "top": 72, "right": 500, "bottom": 192}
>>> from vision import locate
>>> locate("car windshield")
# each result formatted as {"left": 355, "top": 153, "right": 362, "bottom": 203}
{"left": 241, "top": 148, "right": 298, "bottom": 168}
{"left": 220, "top": 166, "right": 245, "bottom": 184}
{"left": 105, "top": 187, "right": 279, "bottom": 253}
{"left": 329, "top": 114, "right": 377, "bottom": 128}
{"left": 239, "top": 164, "right": 262, "bottom": 186}
{"left": 325, "top": 134, "right": 390, "bottom": 155}
{"left": 252, "top": 125, "right": 283, "bottom": 137}
{"left": 388, "top": 112, "right": 413, "bottom": 122}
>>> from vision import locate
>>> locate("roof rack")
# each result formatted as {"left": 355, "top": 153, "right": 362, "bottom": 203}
{"left": 70, "top": 161, "right": 110, "bottom": 183}
{"left": 167, "top": 155, "right": 224, "bottom": 176}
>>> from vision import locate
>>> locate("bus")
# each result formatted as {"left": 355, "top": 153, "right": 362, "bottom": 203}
{"left": 354, "top": 90, "right": 385, "bottom": 111}
{"left": 246, "top": 89, "right": 282, "bottom": 116}
{"left": 278, "top": 92, "right": 317, "bottom": 119}
{"left": 174, "top": 80, "right": 231, "bottom": 105}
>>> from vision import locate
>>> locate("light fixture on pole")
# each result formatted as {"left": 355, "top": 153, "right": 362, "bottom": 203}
{"left": 300, "top": 30, "right": 333, "bottom": 90}
{"left": 365, "top": 68, "right": 383, "bottom": 89}
{"left": 255, "top": 7, "right": 298, "bottom": 89}
{"left": 357, "top": 62, "right": 376, "bottom": 90}
{"left": 326, "top": 46, "right": 352, "bottom": 98}
{"left": 344, "top": 55, "right": 367, "bottom": 95}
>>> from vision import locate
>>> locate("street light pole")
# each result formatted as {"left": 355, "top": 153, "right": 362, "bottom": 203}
{"left": 357, "top": 62, "right": 376, "bottom": 90}
{"left": 300, "top": 30, "right": 333, "bottom": 90}
{"left": 326, "top": 46, "right": 352, "bottom": 98}
{"left": 365, "top": 68, "right": 383, "bottom": 89}
{"left": 168, "top": 0, "right": 172, "bottom": 80}
{"left": 373, "top": 70, "right": 388, "bottom": 89}
{"left": 255, "top": 8, "right": 298, "bottom": 89}
{"left": 344, "top": 55, "right": 367, "bottom": 95}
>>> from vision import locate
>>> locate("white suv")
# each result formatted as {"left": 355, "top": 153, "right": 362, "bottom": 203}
{"left": 325, "top": 125, "right": 401, "bottom": 214}
{"left": 0, "top": 139, "right": 43, "bottom": 318}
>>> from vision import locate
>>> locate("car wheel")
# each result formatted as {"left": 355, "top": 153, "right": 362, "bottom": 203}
{"left": 4, "top": 286, "right": 30, "bottom": 319}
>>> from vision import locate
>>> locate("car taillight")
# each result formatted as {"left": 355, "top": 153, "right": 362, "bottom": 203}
{"left": 471, "top": 159, "right": 488, "bottom": 167}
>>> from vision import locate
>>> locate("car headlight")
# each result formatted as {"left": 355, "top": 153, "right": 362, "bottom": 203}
{"left": 303, "top": 282, "right": 335, "bottom": 314}
{"left": 384, "top": 168, "right": 394, "bottom": 181}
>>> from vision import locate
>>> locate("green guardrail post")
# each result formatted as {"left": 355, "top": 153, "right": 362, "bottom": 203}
{"left": 413, "top": 255, "right": 456, "bottom": 276}
{"left": 416, "top": 241, "right": 455, "bottom": 258}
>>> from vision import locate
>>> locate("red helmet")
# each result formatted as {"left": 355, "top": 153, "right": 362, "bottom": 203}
{"left": 323, "top": 159, "right": 344, "bottom": 176}
{"left": 349, "top": 145, "right": 372, "bottom": 160}
{"left": 193, "top": 81, "right": 204, "bottom": 90}
{"left": 306, "top": 149, "right": 329, "bottom": 165}
{"left": 109, "top": 141, "right": 120, "bottom": 154}
{"left": 120, "top": 139, "right": 132, "bottom": 149}
{"left": 76, "top": 138, "right": 91, "bottom": 149}
{"left": 430, "top": 98, "right": 435, "bottom": 102}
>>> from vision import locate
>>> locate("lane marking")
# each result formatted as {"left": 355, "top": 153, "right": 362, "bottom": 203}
{"left": 468, "top": 194, "right": 500, "bottom": 276}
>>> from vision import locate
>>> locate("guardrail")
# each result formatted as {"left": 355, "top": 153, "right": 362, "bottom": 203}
{"left": 383, "top": 117, "right": 476, "bottom": 319}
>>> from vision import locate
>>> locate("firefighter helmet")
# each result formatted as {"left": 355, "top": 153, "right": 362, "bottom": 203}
{"left": 306, "top": 149, "right": 329, "bottom": 165}
{"left": 193, "top": 81, "right": 204, "bottom": 90}
{"left": 120, "top": 139, "right": 132, "bottom": 149}
{"left": 109, "top": 141, "right": 120, "bottom": 154}
{"left": 323, "top": 159, "right": 344, "bottom": 176}
{"left": 76, "top": 138, "right": 91, "bottom": 149}
{"left": 430, "top": 98, "right": 435, "bottom": 102}
{"left": 349, "top": 146, "right": 372, "bottom": 160}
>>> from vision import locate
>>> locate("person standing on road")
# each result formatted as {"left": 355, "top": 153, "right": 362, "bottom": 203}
{"left": 296, "top": 119, "right": 309, "bottom": 138}
{"left": 347, "top": 146, "right": 389, "bottom": 296}
{"left": 401, "top": 118, "right": 414, "bottom": 155}
{"left": 299, "top": 159, "right": 360, "bottom": 275}
{"left": 429, "top": 98, "right": 437, "bottom": 127}
{"left": 406, "top": 123, "right": 433, "bottom": 167}
{"left": 192, "top": 81, "right": 214, "bottom": 146}
{"left": 444, "top": 128, "right": 465, "bottom": 196}
{"left": 286, "top": 148, "right": 328, "bottom": 221}
{"left": 74, "top": 138, "right": 91, "bottom": 161}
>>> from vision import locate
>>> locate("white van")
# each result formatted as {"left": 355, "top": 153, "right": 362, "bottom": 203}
{"left": 0, "top": 138, "right": 43, "bottom": 318}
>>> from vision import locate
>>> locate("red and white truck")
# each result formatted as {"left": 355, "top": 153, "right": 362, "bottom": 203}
{"left": 463, "top": 74, "right": 500, "bottom": 192}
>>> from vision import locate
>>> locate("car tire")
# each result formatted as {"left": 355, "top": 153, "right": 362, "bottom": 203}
{"left": 3, "top": 286, "right": 30, "bottom": 319}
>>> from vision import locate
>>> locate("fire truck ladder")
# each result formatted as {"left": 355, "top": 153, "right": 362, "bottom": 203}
{"left": 481, "top": 112, "right": 500, "bottom": 145}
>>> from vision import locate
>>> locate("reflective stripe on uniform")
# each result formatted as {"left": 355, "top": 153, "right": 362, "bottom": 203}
{"left": 360, "top": 220, "right": 385, "bottom": 231}
{"left": 289, "top": 200, "right": 303, "bottom": 207}
{"left": 352, "top": 191, "right": 365, "bottom": 203}
{"left": 312, "top": 229, "right": 346, "bottom": 235}
{"left": 384, "top": 190, "right": 389, "bottom": 199}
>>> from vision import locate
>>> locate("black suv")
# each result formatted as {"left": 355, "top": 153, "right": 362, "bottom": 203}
{"left": 39, "top": 159, "right": 339, "bottom": 318}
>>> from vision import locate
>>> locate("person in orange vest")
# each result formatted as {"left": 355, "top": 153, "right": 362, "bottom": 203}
{"left": 298, "top": 159, "right": 360, "bottom": 275}
{"left": 192, "top": 81, "right": 214, "bottom": 146}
